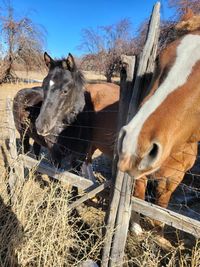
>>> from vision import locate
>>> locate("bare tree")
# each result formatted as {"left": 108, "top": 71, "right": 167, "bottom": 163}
{"left": 169, "top": 0, "right": 200, "bottom": 16}
{"left": 0, "top": 1, "right": 46, "bottom": 83}
{"left": 79, "top": 19, "right": 135, "bottom": 82}
{"left": 134, "top": 0, "right": 200, "bottom": 54}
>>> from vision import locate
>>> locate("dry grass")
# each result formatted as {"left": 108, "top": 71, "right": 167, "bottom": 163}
{"left": 0, "top": 168, "right": 104, "bottom": 266}
{"left": 0, "top": 81, "right": 105, "bottom": 266}
{"left": 15, "top": 70, "right": 47, "bottom": 81}
{"left": 82, "top": 71, "right": 120, "bottom": 84}
{"left": 0, "top": 156, "right": 199, "bottom": 267}
{"left": 125, "top": 231, "right": 200, "bottom": 267}
{"left": 0, "top": 82, "right": 42, "bottom": 102}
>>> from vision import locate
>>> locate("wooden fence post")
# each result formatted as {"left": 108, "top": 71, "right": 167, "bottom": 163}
{"left": 127, "top": 1, "right": 160, "bottom": 120}
{"left": 102, "top": 2, "right": 160, "bottom": 266}
{"left": 102, "top": 55, "right": 136, "bottom": 267}
{"left": 118, "top": 55, "right": 136, "bottom": 129}
{"left": 6, "top": 97, "right": 24, "bottom": 199}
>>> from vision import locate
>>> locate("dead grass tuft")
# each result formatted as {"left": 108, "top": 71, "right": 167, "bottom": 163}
{"left": 0, "top": 166, "right": 104, "bottom": 266}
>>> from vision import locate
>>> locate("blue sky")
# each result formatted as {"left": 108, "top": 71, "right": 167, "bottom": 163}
{"left": 0, "top": 0, "right": 176, "bottom": 57}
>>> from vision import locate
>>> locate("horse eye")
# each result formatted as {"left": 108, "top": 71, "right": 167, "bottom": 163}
{"left": 62, "top": 89, "right": 68, "bottom": 95}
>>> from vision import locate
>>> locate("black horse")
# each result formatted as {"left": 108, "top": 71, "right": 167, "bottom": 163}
{"left": 13, "top": 53, "right": 92, "bottom": 171}
{"left": 36, "top": 52, "right": 86, "bottom": 136}
{"left": 14, "top": 52, "right": 119, "bottom": 175}
{"left": 35, "top": 52, "right": 119, "bottom": 161}
{"left": 13, "top": 86, "right": 92, "bottom": 170}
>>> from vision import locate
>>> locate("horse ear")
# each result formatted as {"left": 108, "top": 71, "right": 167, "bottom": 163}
{"left": 44, "top": 52, "right": 54, "bottom": 68}
{"left": 181, "top": 7, "right": 194, "bottom": 21}
{"left": 66, "top": 53, "right": 76, "bottom": 71}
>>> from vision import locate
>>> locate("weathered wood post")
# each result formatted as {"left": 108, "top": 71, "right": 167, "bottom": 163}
{"left": 6, "top": 97, "right": 24, "bottom": 200}
{"left": 102, "top": 2, "right": 160, "bottom": 266}
{"left": 127, "top": 1, "right": 160, "bottom": 119}
{"left": 102, "top": 56, "right": 136, "bottom": 267}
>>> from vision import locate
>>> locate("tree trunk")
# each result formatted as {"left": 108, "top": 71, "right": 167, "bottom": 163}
{"left": 106, "top": 74, "right": 112, "bottom": 83}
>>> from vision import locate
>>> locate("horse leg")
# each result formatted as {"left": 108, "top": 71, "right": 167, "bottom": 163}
{"left": 149, "top": 144, "right": 197, "bottom": 248}
{"left": 33, "top": 142, "right": 41, "bottom": 159}
{"left": 154, "top": 142, "right": 197, "bottom": 226}
{"left": 129, "top": 176, "right": 147, "bottom": 235}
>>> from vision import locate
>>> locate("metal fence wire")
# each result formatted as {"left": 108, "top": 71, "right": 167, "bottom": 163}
{"left": 0, "top": 96, "right": 200, "bottom": 222}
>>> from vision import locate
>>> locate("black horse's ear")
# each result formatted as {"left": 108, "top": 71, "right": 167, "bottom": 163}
{"left": 44, "top": 52, "right": 54, "bottom": 68}
{"left": 66, "top": 53, "right": 76, "bottom": 71}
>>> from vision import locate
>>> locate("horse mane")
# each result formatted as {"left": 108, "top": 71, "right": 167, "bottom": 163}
{"left": 175, "top": 8, "right": 200, "bottom": 34}
{"left": 73, "top": 68, "right": 86, "bottom": 91}
{"left": 159, "top": 9, "right": 200, "bottom": 52}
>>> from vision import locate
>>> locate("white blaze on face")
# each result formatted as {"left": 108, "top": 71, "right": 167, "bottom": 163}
{"left": 49, "top": 80, "right": 54, "bottom": 88}
{"left": 122, "top": 34, "right": 200, "bottom": 156}
{"left": 45, "top": 79, "right": 55, "bottom": 104}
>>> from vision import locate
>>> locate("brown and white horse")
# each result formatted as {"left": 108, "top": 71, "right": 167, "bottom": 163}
{"left": 118, "top": 11, "right": 200, "bottom": 232}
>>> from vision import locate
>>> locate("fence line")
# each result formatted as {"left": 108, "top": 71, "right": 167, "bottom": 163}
{"left": 6, "top": 97, "right": 24, "bottom": 202}
{"left": 20, "top": 154, "right": 95, "bottom": 191}
{"left": 2, "top": 77, "right": 42, "bottom": 84}
{"left": 131, "top": 196, "right": 200, "bottom": 238}
{"left": 2, "top": 121, "right": 200, "bottom": 191}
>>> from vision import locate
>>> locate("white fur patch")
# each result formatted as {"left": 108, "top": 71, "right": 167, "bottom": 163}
{"left": 49, "top": 80, "right": 54, "bottom": 87}
{"left": 122, "top": 34, "right": 200, "bottom": 156}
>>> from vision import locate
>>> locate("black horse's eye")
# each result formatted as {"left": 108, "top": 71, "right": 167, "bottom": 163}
{"left": 62, "top": 89, "right": 68, "bottom": 95}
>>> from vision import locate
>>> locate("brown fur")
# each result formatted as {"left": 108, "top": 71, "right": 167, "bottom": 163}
{"left": 85, "top": 83, "right": 119, "bottom": 161}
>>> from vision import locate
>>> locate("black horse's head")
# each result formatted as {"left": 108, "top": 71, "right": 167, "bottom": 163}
{"left": 36, "top": 52, "right": 85, "bottom": 136}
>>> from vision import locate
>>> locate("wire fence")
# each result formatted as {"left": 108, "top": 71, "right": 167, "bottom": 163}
{"left": 0, "top": 97, "right": 113, "bottom": 180}
{"left": 2, "top": 77, "right": 43, "bottom": 84}
{"left": 1, "top": 94, "right": 200, "bottom": 236}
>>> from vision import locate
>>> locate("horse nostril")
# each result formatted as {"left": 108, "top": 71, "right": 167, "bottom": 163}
{"left": 118, "top": 128, "right": 127, "bottom": 155}
{"left": 149, "top": 142, "right": 159, "bottom": 159}
{"left": 138, "top": 141, "right": 162, "bottom": 171}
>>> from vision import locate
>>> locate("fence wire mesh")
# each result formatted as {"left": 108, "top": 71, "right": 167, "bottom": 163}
{"left": 1, "top": 89, "right": 200, "bottom": 236}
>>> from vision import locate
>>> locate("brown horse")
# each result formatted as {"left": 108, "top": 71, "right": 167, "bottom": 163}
{"left": 14, "top": 53, "right": 119, "bottom": 173}
{"left": 118, "top": 10, "right": 200, "bottom": 230}
{"left": 84, "top": 82, "right": 119, "bottom": 162}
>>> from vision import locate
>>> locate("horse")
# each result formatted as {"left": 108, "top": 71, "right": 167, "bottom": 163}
{"left": 14, "top": 52, "right": 119, "bottom": 175}
{"left": 118, "top": 10, "right": 200, "bottom": 232}
{"left": 13, "top": 86, "right": 93, "bottom": 170}
{"left": 13, "top": 87, "right": 45, "bottom": 158}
